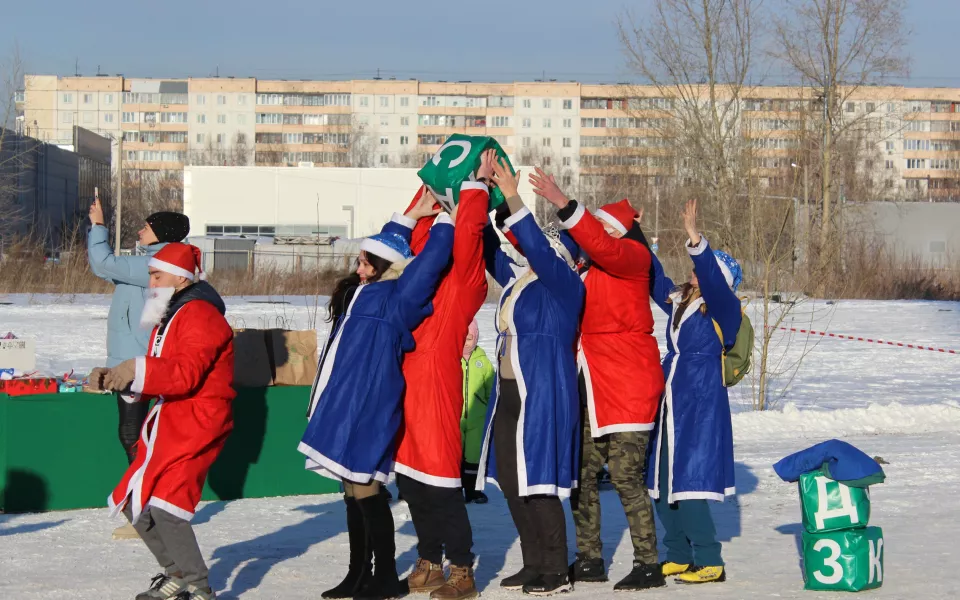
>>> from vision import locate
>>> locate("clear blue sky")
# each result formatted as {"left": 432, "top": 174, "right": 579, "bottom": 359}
{"left": 3, "top": 0, "right": 954, "bottom": 86}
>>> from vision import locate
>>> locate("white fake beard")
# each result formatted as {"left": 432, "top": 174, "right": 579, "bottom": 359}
{"left": 140, "top": 287, "right": 176, "bottom": 329}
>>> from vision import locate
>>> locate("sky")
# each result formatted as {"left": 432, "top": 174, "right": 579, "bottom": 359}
{"left": 3, "top": 0, "right": 956, "bottom": 87}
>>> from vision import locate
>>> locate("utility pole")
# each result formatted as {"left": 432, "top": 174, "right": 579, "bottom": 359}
{"left": 114, "top": 135, "right": 123, "bottom": 255}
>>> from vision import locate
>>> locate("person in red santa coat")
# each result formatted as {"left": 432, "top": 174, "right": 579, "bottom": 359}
{"left": 530, "top": 168, "right": 666, "bottom": 592}
{"left": 389, "top": 150, "right": 494, "bottom": 600}
{"left": 91, "top": 242, "right": 234, "bottom": 600}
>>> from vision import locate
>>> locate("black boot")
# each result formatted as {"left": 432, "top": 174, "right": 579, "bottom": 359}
{"left": 461, "top": 470, "right": 488, "bottom": 504}
{"left": 503, "top": 497, "right": 542, "bottom": 590}
{"left": 613, "top": 561, "right": 666, "bottom": 591}
{"left": 355, "top": 494, "right": 406, "bottom": 600}
{"left": 522, "top": 573, "right": 572, "bottom": 596}
{"left": 322, "top": 497, "right": 372, "bottom": 598}
{"left": 568, "top": 554, "right": 607, "bottom": 583}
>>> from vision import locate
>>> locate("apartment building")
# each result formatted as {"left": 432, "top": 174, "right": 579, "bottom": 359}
{"left": 22, "top": 75, "right": 960, "bottom": 202}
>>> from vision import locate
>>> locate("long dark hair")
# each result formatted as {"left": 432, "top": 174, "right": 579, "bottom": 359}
{"left": 668, "top": 281, "right": 708, "bottom": 330}
{"left": 326, "top": 251, "right": 392, "bottom": 322}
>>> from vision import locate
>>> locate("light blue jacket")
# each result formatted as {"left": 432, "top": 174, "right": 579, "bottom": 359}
{"left": 87, "top": 225, "right": 166, "bottom": 367}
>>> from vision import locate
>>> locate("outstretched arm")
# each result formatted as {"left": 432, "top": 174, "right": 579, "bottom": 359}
{"left": 395, "top": 215, "right": 455, "bottom": 329}
{"left": 87, "top": 224, "right": 151, "bottom": 287}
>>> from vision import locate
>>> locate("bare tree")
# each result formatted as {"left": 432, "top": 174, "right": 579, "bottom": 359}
{"left": 0, "top": 43, "right": 30, "bottom": 243}
{"left": 517, "top": 145, "right": 578, "bottom": 222}
{"left": 773, "top": 0, "right": 909, "bottom": 262}
{"left": 339, "top": 117, "right": 375, "bottom": 168}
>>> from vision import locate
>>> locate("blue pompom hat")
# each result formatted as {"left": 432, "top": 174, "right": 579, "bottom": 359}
{"left": 360, "top": 231, "right": 413, "bottom": 264}
{"left": 713, "top": 250, "right": 743, "bottom": 292}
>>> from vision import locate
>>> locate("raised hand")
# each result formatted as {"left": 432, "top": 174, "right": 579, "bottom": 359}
{"left": 407, "top": 187, "right": 443, "bottom": 220}
{"left": 682, "top": 199, "right": 701, "bottom": 246}
{"left": 491, "top": 156, "right": 521, "bottom": 199}
{"left": 477, "top": 148, "right": 496, "bottom": 181}
{"left": 89, "top": 197, "right": 105, "bottom": 226}
{"left": 529, "top": 167, "right": 569, "bottom": 210}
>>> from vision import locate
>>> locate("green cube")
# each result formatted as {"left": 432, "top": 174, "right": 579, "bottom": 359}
{"left": 799, "top": 471, "right": 871, "bottom": 533}
{"left": 802, "top": 527, "right": 884, "bottom": 592}
{"left": 417, "top": 134, "right": 515, "bottom": 212}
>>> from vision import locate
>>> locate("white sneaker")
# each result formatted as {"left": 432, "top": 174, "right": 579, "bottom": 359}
{"left": 112, "top": 522, "right": 141, "bottom": 540}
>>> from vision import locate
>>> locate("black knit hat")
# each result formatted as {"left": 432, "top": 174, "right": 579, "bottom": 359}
{"left": 145, "top": 212, "right": 190, "bottom": 244}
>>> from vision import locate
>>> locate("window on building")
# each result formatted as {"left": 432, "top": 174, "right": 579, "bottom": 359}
{"left": 238, "top": 95, "right": 247, "bottom": 105}
{"left": 380, "top": 96, "right": 389, "bottom": 108}
{"left": 400, "top": 136, "right": 409, "bottom": 145}
{"left": 196, "top": 134, "right": 205, "bottom": 144}
{"left": 885, "top": 160, "right": 895, "bottom": 169}
{"left": 82, "top": 93, "right": 93, "bottom": 104}
{"left": 380, "top": 136, "right": 389, "bottom": 145}
{"left": 400, "top": 96, "right": 409, "bottom": 107}
{"left": 562, "top": 137, "right": 571, "bottom": 147}
{"left": 522, "top": 137, "right": 531, "bottom": 147}
{"left": 491, "top": 116, "right": 510, "bottom": 128}
{"left": 562, "top": 156, "right": 571, "bottom": 167}
{"left": 122, "top": 112, "right": 137, "bottom": 123}
{"left": 401, "top": 155, "right": 410, "bottom": 165}
{"left": 522, "top": 118, "right": 531, "bottom": 128}
{"left": 543, "top": 156, "right": 552, "bottom": 166}
{"left": 401, "top": 116, "right": 410, "bottom": 126}
{"left": 216, "top": 133, "right": 224, "bottom": 144}
{"left": 197, "top": 114, "right": 207, "bottom": 124}
{"left": 380, "top": 154, "right": 389, "bottom": 165}
{"left": 905, "top": 159, "right": 927, "bottom": 169}
{"left": 563, "top": 118, "right": 572, "bottom": 128}
{"left": 543, "top": 118, "right": 552, "bottom": 128}
{"left": 381, "top": 116, "right": 389, "bottom": 127}
{"left": 865, "top": 102, "right": 876, "bottom": 113}
{"left": 104, "top": 113, "right": 114, "bottom": 123}
{"left": 62, "top": 93, "right": 73, "bottom": 104}
{"left": 360, "top": 96, "right": 370, "bottom": 107}
{"left": 217, "top": 114, "right": 227, "bottom": 124}
{"left": 523, "top": 99, "right": 531, "bottom": 109}
{"left": 886, "top": 141, "right": 895, "bottom": 151}
{"left": 196, "top": 95, "right": 206, "bottom": 105}
{"left": 543, "top": 99, "right": 552, "bottom": 109}
{"left": 217, "top": 95, "right": 226, "bottom": 105}
{"left": 60, "top": 112, "right": 73, "bottom": 124}
{"left": 563, "top": 175, "right": 572, "bottom": 186}
{"left": 104, "top": 93, "right": 114, "bottom": 105}
{"left": 563, "top": 99, "right": 573, "bottom": 110}
{"left": 542, "top": 138, "right": 552, "bottom": 147}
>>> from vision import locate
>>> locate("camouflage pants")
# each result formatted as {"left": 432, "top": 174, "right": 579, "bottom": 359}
{"left": 571, "top": 417, "right": 659, "bottom": 564}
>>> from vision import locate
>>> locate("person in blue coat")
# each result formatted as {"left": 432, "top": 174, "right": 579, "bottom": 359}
{"left": 298, "top": 192, "right": 453, "bottom": 600}
{"left": 475, "top": 161, "right": 584, "bottom": 596}
{"left": 645, "top": 199, "right": 743, "bottom": 585}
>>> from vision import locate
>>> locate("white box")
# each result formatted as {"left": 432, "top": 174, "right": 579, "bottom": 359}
{"left": 0, "top": 339, "right": 37, "bottom": 372}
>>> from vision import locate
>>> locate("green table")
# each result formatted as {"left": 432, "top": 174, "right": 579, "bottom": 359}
{"left": 0, "top": 387, "right": 339, "bottom": 513}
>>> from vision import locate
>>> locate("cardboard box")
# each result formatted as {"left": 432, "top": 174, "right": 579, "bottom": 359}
{"left": 0, "top": 339, "right": 36, "bottom": 372}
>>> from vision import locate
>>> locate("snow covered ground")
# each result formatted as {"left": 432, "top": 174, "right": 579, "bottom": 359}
{"left": 1, "top": 294, "right": 959, "bottom": 598}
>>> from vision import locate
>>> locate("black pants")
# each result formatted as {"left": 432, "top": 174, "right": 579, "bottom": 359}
{"left": 497, "top": 379, "right": 568, "bottom": 575}
{"left": 397, "top": 474, "right": 475, "bottom": 567}
{"left": 117, "top": 393, "right": 151, "bottom": 464}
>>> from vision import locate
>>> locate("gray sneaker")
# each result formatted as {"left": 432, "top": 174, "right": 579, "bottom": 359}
{"left": 136, "top": 573, "right": 186, "bottom": 600}
{"left": 174, "top": 585, "right": 217, "bottom": 600}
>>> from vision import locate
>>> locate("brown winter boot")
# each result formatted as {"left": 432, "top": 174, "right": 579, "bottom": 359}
{"left": 430, "top": 565, "right": 478, "bottom": 600}
{"left": 406, "top": 557, "right": 445, "bottom": 593}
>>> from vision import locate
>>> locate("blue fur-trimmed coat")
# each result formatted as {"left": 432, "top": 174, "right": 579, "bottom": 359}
{"left": 647, "top": 237, "right": 742, "bottom": 502}
{"left": 476, "top": 207, "right": 585, "bottom": 498}
{"left": 298, "top": 215, "right": 453, "bottom": 484}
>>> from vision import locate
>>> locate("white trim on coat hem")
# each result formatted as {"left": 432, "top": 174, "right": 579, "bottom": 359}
{"left": 558, "top": 203, "right": 585, "bottom": 230}
{"left": 503, "top": 207, "right": 531, "bottom": 230}
{"left": 298, "top": 442, "right": 389, "bottom": 485}
{"left": 391, "top": 212, "right": 417, "bottom": 230}
{"left": 148, "top": 497, "right": 195, "bottom": 521}
{"left": 668, "top": 488, "right": 735, "bottom": 502}
{"left": 593, "top": 422, "right": 655, "bottom": 436}
{"left": 132, "top": 356, "right": 146, "bottom": 394}
{"left": 393, "top": 462, "right": 461, "bottom": 488}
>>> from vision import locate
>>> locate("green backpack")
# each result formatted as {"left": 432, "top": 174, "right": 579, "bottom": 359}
{"left": 712, "top": 299, "right": 754, "bottom": 387}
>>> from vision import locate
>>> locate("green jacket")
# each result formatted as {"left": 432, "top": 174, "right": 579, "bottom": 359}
{"left": 461, "top": 346, "right": 495, "bottom": 465}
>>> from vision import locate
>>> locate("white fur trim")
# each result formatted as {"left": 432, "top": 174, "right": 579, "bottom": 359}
{"left": 298, "top": 442, "right": 389, "bottom": 485}
{"left": 558, "top": 203, "right": 585, "bottom": 230}
{"left": 593, "top": 422, "right": 655, "bottom": 436}
{"left": 686, "top": 236, "right": 709, "bottom": 256}
{"left": 131, "top": 356, "right": 146, "bottom": 394}
{"left": 307, "top": 286, "right": 363, "bottom": 418}
{"left": 360, "top": 238, "right": 405, "bottom": 263}
{"left": 595, "top": 209, "right": 628, "bottom": 235}
{"left": 147, "top": 497, "right": 195, "bottom": 521}
{"left": 669, "top": 488, "right": 736, "bottom": 502}
{"left": 504, "top": 207, "right": 531, "bottom": 230}
{"left": 148, "top": 257, "right": 196, "bottom": 281}
{"left": 716, "top": 260, "right": 734, "bottom": 288}
{"left": 391, "top": 212, "right": 417, "bottom": 229}
{"left": 393, "top": 462, "right": 461, "bottom": 488}
{"left": 461, "top": 180, "right": 489, "bottom": 192}
{"left": 434, "top": 212, "right": 454, "bottom": 227}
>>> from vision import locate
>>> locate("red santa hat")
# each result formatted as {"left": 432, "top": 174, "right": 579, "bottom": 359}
{"left": 595, "top": 199, "right": 639, "bottom": 236}
{"left": 148, "top": 242, "right": 205, "bottom": 281}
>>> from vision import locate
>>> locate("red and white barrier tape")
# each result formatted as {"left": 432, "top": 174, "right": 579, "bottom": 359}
{"left": 769, "top": 326, "right": 959, "bottom": 355}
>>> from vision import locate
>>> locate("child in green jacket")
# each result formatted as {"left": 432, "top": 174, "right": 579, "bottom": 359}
{"left": 461, "top": 319, "right": 494, "bottom": 503}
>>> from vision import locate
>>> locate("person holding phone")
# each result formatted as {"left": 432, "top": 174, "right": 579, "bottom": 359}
{"left": 87, "top": 191, "right": 190, "bottom": 540}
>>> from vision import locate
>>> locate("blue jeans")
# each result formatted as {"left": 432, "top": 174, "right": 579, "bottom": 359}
{"left": 653, "top": 426, "right": 724, "bottom": 566}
